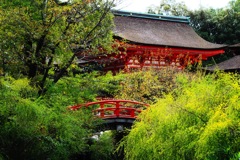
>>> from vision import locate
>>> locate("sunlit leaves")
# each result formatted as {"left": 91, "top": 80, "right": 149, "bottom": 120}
{"left": 0, "top": 76, "right": 98, "bottom": 159}
{"left": 147, "top": 0, "right": 189, "bottom": 16}
{"left": 115, "top": 69, "right": 178, "bottom": 104}
{"left": 122, "top": 72, "right": 240, "bottom": 160}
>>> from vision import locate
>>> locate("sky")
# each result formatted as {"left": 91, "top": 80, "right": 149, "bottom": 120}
{"left": 114, "top": 0, "right": 231, "bottom": 12}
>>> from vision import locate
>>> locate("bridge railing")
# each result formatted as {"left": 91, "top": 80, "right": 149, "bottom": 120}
{"left": 69, "top": 99, "right": 149, "bottom": 119}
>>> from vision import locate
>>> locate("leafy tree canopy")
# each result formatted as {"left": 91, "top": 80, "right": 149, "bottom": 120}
{"left": 189, "top": 0, "right": 240, "bottom": 45}
{"left": 147, "top": 0, "right": 188, "bottom": 16}
{"left": 0, "top": 0, "right": 115, "bottom": 94}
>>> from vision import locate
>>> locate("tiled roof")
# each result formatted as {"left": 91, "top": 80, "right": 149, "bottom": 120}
{"left": 113, "top": 11, "right": 226, "bottom": 49}
{"left": 229, "top": 43, "right": 240, "bottom": 48}
{"left": 207, "top": 55, "right": 240, "bottom": 70}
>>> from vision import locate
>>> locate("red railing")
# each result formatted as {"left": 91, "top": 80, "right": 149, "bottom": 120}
{"left": 69, "top": 99, "right": 149, "bottom": 119}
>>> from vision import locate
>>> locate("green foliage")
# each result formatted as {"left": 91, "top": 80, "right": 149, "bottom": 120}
{"left": 42, "top": 72, "right": 122, "bottom": 107}
{"left": 0, "top": 76, "right": 101, "bottom": 159}
{"left": 122, "top": 72, "right": 240, "bottom": 160}
{"left": 115, "top": 69, "right": 178, "bottom": 104}
{"left": 0, "top": 71, "right": 125, "bottom": 159}
{"left": 0, "top": 0, "right": 115, "bottom": 93}
{"left": 90, "top": 131, "right": 115, "bottom": 160}
{"left": 87, "top": 72, "right": 123, "bottom": 98}
{"left": 147, "top": 0, "right": 189, "bottom": 16}
{"left": 189, "top": 0, "right": 240, "bottom": 45}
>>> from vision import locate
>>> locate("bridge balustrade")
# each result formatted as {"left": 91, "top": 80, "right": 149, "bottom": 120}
{"left": 69, "top": 100, "right": 149, "bottom": 119}
{"left": 69, "top": 99, "right": 149, "bottom": 130}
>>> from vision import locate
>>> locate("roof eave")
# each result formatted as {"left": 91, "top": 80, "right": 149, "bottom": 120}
{"left": 120, "top": 39, "right": 227, "bottom": 50}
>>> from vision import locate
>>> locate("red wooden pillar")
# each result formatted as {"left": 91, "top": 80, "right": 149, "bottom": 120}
{"left": 115, "top": 102, "right": 120, "bottom": 117}
{"left": 100, "top": 103, "right": 104, "bottom": 118}
{"left": 130, "top": 109, "right": 135, "bottom": 118}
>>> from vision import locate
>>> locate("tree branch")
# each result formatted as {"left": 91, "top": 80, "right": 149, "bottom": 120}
{"left": 53, "top": 50, "right": 79, "bottom": 84}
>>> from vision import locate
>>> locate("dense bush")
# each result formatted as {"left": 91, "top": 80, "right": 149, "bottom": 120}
{"left": 0, "top": 77, "right": 92, "bottom": 159}
{"left": 122, "top": 72, "right": 240, "bottom": 160}
{"left": 115, "top": 69, "right": 178, "bottom": 104}
{"left": 0, "top": 73, "right": 120, "bottom": 159}
{"left": 89, "top": 131, "right": 115, "bottom": 160}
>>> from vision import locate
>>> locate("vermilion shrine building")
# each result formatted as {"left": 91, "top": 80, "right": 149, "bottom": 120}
{"left": 78, "top": 10, "right": 226, "bottom": 72}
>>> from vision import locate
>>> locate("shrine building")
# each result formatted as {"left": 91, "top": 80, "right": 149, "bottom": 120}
{"left": 78, "top": 10, "right": 226, "bottom": 72}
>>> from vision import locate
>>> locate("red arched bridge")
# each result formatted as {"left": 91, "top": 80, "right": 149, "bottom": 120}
{"left": 69, "top": 99, "right": 149, "bottom": 131}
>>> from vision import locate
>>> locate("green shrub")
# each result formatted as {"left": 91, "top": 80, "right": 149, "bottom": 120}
{"left": 0, "top": 77, "right": 95, "bottom": 159}
{"left": 115, "top": 69, "right": 178, "bottom": 104}
{"left": 90, "top": 131, "right": 115, "bottom": 160}
{"left": 122, "top": 72, "right": 240, "bottom": 160}
{"left": 0, "top": 72, "right": 123, "bottom": 159}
